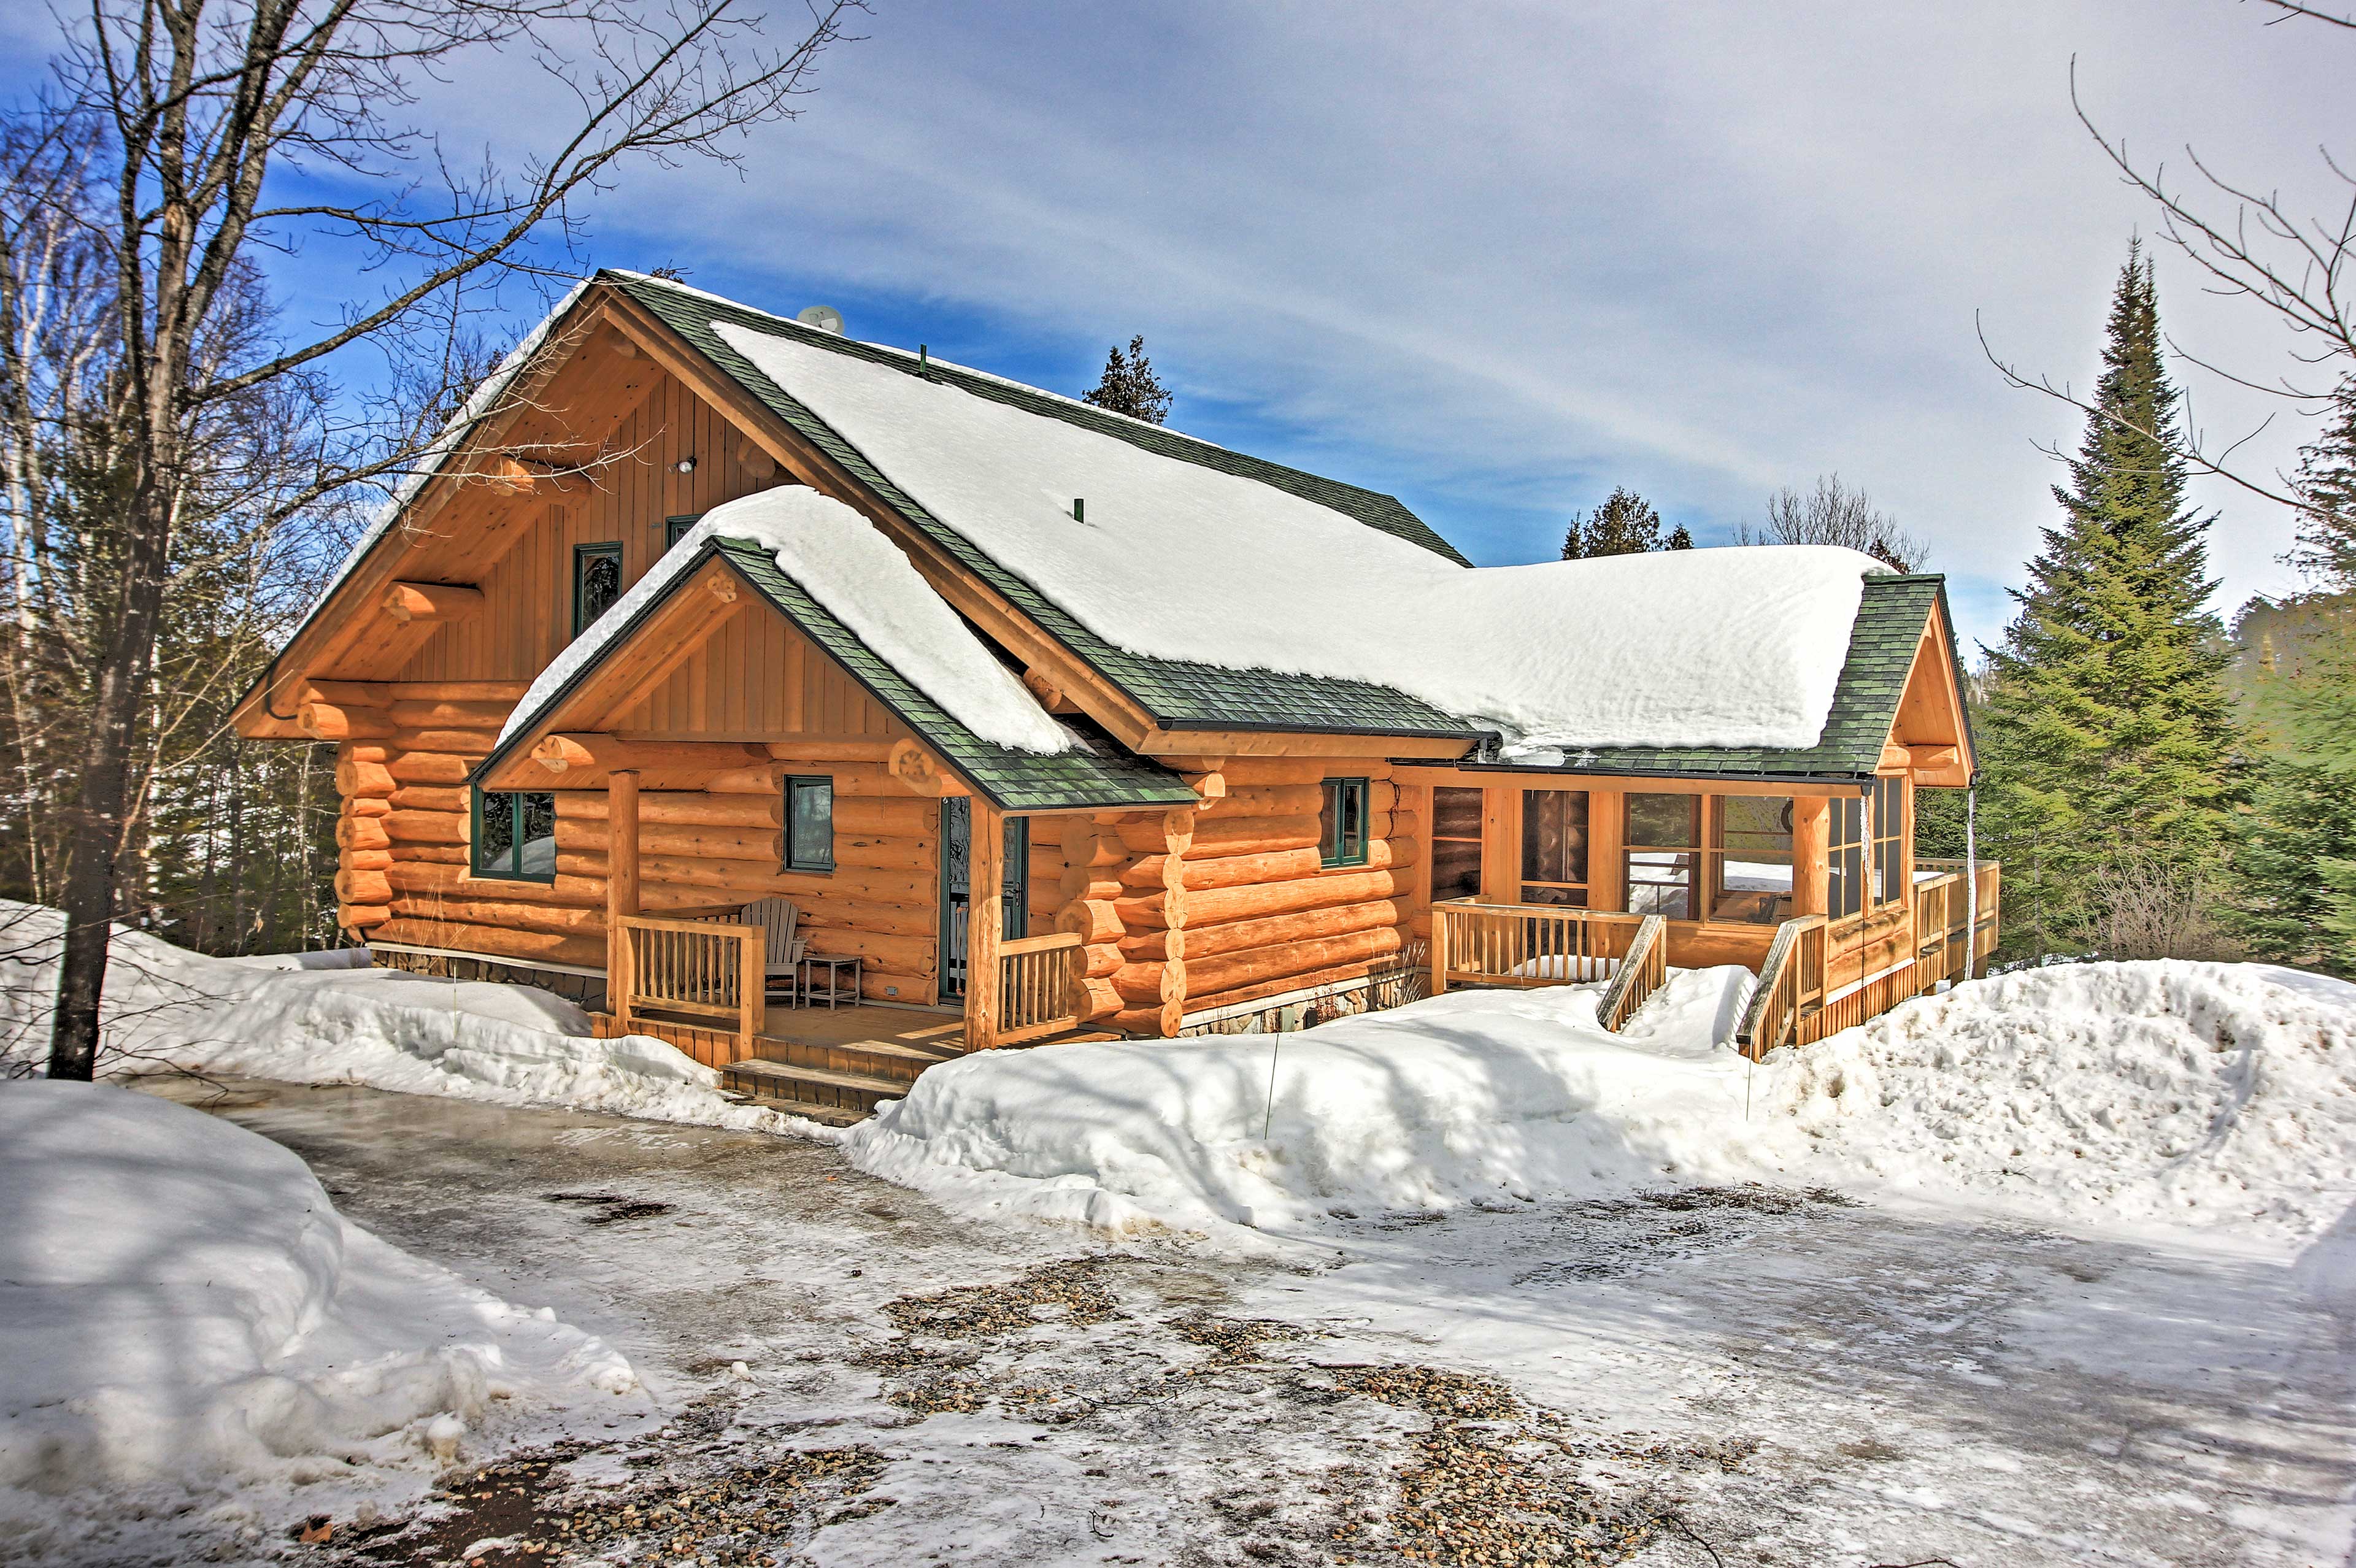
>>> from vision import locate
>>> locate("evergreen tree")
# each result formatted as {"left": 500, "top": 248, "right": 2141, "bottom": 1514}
{"left": 2290, "top": 375, "right": 2356, "bottom": 586}
{"left": 2230, "top": 559, "right": 2356, "bottom": 975}
{"left": 1082, "top": 334, "right": 1172, "bottom": 424}
{"left": 1563, "top": 487, "right": 1667, "bottom": 557}
{"left": 1665, "top": 523, "right": 1695, "bottom": 550}
{"left": 1976, "top": 244, "right": 2241, "bottom": 959}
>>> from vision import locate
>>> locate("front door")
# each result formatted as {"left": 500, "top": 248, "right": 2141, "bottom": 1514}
{"left": 937, "top": 799, "right": 1028, "bottom": 1002}
{"left": 940, "top": 797, "right": 971, "bottom": 1001}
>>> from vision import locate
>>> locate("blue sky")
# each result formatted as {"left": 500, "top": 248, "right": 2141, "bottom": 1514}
{"left": 6, "top": 2, "right": 2346, "bottom": 655}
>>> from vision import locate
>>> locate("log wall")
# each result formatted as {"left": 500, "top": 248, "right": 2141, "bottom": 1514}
{"left": 1055, "top": 755, "right": 1421, "bottom": 1038}
{"left": 331, "top": 709, "right": 947, "bottom": 1006}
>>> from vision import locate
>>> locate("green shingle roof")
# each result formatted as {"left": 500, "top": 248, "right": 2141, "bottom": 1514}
{"left": 1455, "top": 576, "right": 1955, "bottom": 783}
{"left": 612, "top": 272, "right": 1479, "bottom": 740}
{"left": 713, "top": 542, "right": 1199, "bottom": 811}
{"left": 476, "top": 537, "right": 1199, "bottom": 813}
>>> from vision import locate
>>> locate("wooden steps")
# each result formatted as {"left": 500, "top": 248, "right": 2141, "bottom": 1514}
{"left": 724, "top": 1057, "right": 915, "bottom": 1118}
{"left": 720, "top": 1018, "right": 964, "bottom": 1118}
{"left": 717, "top": 1011, "right": 1111, "bottom": 1122}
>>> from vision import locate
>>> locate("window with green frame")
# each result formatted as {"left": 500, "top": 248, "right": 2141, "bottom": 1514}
{"left": 572, "top": 541, "right": 624, "bottom": 635}
{"left": 665, "top": 513, "right": 702, "bottom": 550}
{"left": 783, "top": 776, "right": 835, "bottom": 872}
{"left": 472, "top": 788, "right": 556, "bottom": 882}
{"left": 1319, "top": 777, "right": 1369, "bottom": 867}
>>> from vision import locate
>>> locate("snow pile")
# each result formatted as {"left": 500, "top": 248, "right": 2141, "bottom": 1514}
{"left": 716, "top": 318, "right": 1880, "bottom": 751}
{"left": 1771, "top": 960, "right": 2356, "bottom": 1240}
{"left": 0, "top": 905, "right": 802, "bottom": 1134}
{"left": 0, "top": 1082, "right": 636, "bottom": 1504}
{"left": 499, "top": 487, "right": 1070, "bottom": 754}
{"left": 837, "top": 967, "right": 1767, "bottom": 1236}
{"left": 836, "top": 959, "right": 2356, "bottom": 1251}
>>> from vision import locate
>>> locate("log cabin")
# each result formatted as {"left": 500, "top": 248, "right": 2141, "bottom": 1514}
{"left": 231, "top": 271, "right": 1998, "bottom": 1121}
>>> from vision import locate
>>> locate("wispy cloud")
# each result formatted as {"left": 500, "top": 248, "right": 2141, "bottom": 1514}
{"left": 13, "top": 2, "right": 2343, "bottom": 652}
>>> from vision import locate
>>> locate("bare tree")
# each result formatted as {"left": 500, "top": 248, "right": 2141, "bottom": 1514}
{"left": 20, "top": 0, "right": 862, "bottom": 1080}
{"left": 1734, "top": 473, "right": 1929, "bottom": 572}
{"left": 1981, "top": 3, "right": 2353, "bottom": 531}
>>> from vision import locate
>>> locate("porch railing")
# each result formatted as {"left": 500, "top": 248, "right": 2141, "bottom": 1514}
{"left": 1430, "top": 901, "right": 1669, "bottom": 1032}
{"left": 996, "top": 930, "right": 1083, "bottom": 1046}
{"left": 1915, "top": 858, "right": 2000, "bottom": 982}
{"left": 612, "top": 912, "right": 764, "bottom": 1056}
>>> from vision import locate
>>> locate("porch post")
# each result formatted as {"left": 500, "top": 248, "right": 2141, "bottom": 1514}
{"left": 967, "top": 799, "right": 1003, "bottom": 1048}
{"left": 1791, "top": 796, "right": 1830, "bottom": 918}
{"left": 606, "top": 769, "right": 641, "bottom": 1024}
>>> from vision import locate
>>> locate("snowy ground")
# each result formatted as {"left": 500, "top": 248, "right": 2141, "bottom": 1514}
{"left": 6, "top": 908, "right": 2354, "bottom": 1563}
{"left": 39, "top": 1072, "right": 2344, "bottom": 1567}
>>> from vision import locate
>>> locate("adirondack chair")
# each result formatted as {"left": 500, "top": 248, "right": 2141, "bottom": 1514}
{"left": 738, "top": 897, "right": 807, "bottom": 1004}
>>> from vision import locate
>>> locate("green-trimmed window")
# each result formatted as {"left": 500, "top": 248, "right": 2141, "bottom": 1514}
{"left": 1320, "top": 777, "right": 1369, "bottom": 868}
{"left": 783, "top": 776, "right": 834, "bottom": 872}
{"left": 665, "top": 513, "right": 702, "bottom": 550}
{"left": 472, "top": 788, "right": 556, "bottom": 882}
{"left": 572, "top": 541, "right": 624, "bottom": 634}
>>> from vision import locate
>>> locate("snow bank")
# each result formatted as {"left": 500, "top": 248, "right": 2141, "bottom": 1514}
{"left": 1770, "top": 960, "right": 2356, "bottom": 1241}
{"left": 716, "top": 319, "right": 1881, "bottom": 751}
{"left": 836, "top": 967, "right": 1766, "bottom": 1237}
{"left": 0, "top": 1082, "right": 635, "bottom": 1505}
{"left": 0, "top": 904, "right": 804, "bottom": 1135}
{"left": 500, "top": 487, "right": 1070, "bottom": 754}
{"left": 835, "top": 959, "right": 2356, "bottom": 1253}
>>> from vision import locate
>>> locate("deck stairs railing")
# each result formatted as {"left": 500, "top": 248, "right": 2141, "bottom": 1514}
{"left": 1732, "top": 914, "right": 1829, "bottom": 1058}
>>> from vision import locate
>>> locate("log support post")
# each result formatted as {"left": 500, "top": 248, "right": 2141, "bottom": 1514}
{"left": 1792, "top": 796, "right": 1830, "bottom": 918}
{"left": 1158, "top": 807, "right": 1194, "bottom": 1037}
{"left": 607, "top": 769, "right": 641, "bottom": 1024}
{"left": 967, "top": 799, "right": 1004, "bottom": 1049}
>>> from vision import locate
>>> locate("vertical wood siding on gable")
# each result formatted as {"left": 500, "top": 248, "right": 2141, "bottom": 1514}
{"left": 396, "top": 370, "right": 779, "bottom": 684}
{"left": 609, "top": 599, "right": 895, "bottom": 742}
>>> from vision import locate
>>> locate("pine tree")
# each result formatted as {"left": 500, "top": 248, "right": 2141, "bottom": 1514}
{"left": 1082, "top": 334, "right": 1172, "bottom": 425}
{"left": 1665, "top": 523, "right": 1695, "bottom": 550}
{"left": 1562, "top": 487, "right": 1666, "bottom": 558}
{"left": 2290, "top": 375, "right": 2356, "bottom": 586}
{"left": 1976, "top": 243, "right": 2242, "bottom": 959}
{"left": 2230, "top": 598, "right": 2356, "bottom": 977}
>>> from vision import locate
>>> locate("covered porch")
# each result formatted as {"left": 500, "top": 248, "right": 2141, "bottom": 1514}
{"left": 1427, "top": 855, "right": 2000, "bottom": 1058}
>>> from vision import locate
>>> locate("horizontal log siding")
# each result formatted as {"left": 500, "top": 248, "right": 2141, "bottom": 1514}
{"left": 344, "top": 708, "right": 942, "bottom": 1003}
{"left": 1103, "top": 756, "right": 1417, "bottom": 1036}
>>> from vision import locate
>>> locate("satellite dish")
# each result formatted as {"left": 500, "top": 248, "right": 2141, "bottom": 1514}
{"left": 796, "top": 304, "right": 845, "bottom": 336}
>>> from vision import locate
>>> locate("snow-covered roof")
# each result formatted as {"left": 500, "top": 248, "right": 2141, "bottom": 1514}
{"left": 484, "top": 490, "right": 1201, "bottom": 812}
{"left": 712, "top": 319, "right": 1884, "bottom": 753}
{"left": 499, "top": 489, "right": 1071, "bottom": 755}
